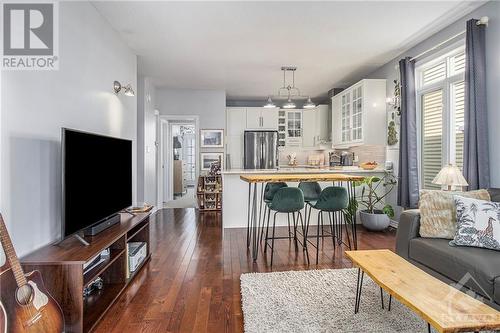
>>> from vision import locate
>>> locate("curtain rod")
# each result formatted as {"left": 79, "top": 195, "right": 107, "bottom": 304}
{"left": 410, "top": 16, "right": 489, "bottom": 62}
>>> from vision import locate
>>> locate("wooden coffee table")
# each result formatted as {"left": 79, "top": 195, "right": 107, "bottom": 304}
{"left": 345, "top": 250, "right": 500, "bottom": 333}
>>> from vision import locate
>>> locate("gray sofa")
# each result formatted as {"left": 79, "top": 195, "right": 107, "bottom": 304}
{"left": 395, "top": 188, "right": 500, "bottom": 310}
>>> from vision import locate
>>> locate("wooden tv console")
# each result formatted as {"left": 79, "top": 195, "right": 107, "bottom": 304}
{"left": 21, "top": 212, "right": 152, "bottom": 333}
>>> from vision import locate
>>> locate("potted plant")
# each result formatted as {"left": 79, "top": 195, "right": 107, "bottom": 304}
{"left": 357, "top": 173, "right": 397, "bottom": 231}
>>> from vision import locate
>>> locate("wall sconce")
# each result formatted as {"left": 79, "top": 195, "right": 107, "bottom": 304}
{"left": 113, "top": 80, "right": 135, "bottom": 97}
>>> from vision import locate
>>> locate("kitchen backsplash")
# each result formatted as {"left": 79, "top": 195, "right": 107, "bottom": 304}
{"left": 278, "top": 144, "right": 386, "bottom": 166}
{"left": 348, "top": 144, "right": 386, "bottom": 164}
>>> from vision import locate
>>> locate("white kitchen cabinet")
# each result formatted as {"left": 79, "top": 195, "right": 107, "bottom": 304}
{"left": 315, "top": 104, "right": 330, "bottom": 143}
{"left": 245, "top": 108, "right": 261, "bottom": 129}
{"left": 226, "top": 107, "right": 247, "bottom": 136}
{"left": 302, "top": 108, "right": 316, "bottom": 148}
{"left": 225, "top": 107, "right": 247, "bottom": 169}
{"left": 246, "top": 107, "right": 278, "bottom": 130}
{"left": 302, "top": 105, "right": 330, "bottom": 148}
{"left": 286, "top": 110, "right": 303, "bottom": 147}
{"left": 226, "top": 135, "right": 243, "bottom": 169}
{"left": 331, "top": 79, "right": 386, "bottom": 149}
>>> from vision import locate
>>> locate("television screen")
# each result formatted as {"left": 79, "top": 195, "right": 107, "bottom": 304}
{"left": 62, "top": 128, "right": 132, "bottom": 237}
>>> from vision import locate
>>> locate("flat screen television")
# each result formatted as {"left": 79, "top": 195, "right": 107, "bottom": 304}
{"left": 62, "top": 128, "right": 132, "bottom": 238}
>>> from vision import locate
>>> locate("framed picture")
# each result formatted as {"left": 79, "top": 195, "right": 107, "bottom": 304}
{"left": 201, "top": 152, "right": 224, "bottom": 171}
{"left": 200, "top": 129, "right": 224, "bottom": 148}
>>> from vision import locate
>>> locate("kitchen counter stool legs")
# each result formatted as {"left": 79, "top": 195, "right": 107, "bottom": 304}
{"left": 246, "top": 182, "right": 264, "bottom": 262}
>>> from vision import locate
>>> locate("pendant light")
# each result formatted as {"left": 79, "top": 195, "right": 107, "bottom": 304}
{"left": 303, "top": 97, "right": 316, "bottom": 109}
{"left": 263, "top": 97, "right": 276, "bottom": 108}
{"left": 282, "top": 96, "right": 296, "bottom": 109}
{"left": 264, "top": 67, "right": 314, "bottom": 109}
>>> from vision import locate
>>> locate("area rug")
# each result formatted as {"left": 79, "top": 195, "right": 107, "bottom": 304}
{"left": 240, "top": 268, "right": 493, "bottom": 333}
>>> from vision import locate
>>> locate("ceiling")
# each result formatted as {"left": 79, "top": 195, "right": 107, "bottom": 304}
{"left": 92, "top": 1, "right": 483, "bottom": 99}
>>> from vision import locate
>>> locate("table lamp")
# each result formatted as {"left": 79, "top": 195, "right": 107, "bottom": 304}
{"left": 432, "top": 164, "right": 468, "bottom": 191}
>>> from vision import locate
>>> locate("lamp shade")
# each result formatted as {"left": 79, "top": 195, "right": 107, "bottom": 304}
{"left": 432, "top": 164, "right": 468, "bottom": 190}
{"left": 263, "top": 97, "right": 276, "bottom": 108}
{"left": 282, "top": 97, "right": 296, "bottom": 109}
{"left": 303, "top": 97, "right": 316, "bottom": 109}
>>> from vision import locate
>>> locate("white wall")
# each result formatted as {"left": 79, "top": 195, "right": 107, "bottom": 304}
{"left": 155, "top": 88, "right": 225, "bottom": 129}
{"left": 144, "top": 106, "right": 157, "bottom": 205}
{"left": 137, "top": 76, "right": 157, "bottom": 205}
{"left": 155, "top": 88, "right": 226, "bottom": 171}
{"left": 1, "top": 2, "right": 137, "bottom": 257}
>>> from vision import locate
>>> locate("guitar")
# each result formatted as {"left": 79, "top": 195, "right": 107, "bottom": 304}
{"left": 0, "top": 214, "right": 64, "bottom": 333}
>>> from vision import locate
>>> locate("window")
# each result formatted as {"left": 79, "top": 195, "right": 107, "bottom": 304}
{"left": 417, "top": 47, "right": 465, "bottom": 189}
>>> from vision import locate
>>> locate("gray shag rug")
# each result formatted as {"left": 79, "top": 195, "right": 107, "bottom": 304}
{"left": 240, "top": 268, "right": 494, "bottom": 333}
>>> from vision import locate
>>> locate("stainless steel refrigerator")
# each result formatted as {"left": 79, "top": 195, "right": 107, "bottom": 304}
{"left": 244, "top": 131, "right": 278, "bottom": 169}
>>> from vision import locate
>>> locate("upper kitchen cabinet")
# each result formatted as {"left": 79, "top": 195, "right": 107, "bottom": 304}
{"left": 285, "top": 110, "right": 303, "bottom": 147}
{"left": 226, "top": 107, "right": 246, "bottom": 135}
{"left": 302, "top": 105, "right": 330, "bottom": 148}
{"left": 246, "top": 107, "right": 279, "bottom": 130}
{"left": 331, "top": 79, "right": 386, "bottom": 148}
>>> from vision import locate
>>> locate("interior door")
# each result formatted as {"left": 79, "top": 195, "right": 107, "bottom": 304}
{"left": 246, "top": 108, "right": 262, "bottom": 129}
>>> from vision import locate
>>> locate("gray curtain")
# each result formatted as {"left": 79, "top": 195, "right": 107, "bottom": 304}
{"left": 397, "top": 57, "right": 419, "bottom": 209}
{"left": 464, "top": 18, "right": 489, "bottom": 190}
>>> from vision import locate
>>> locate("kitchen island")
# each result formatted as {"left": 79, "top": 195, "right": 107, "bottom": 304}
{"left": 222, "top": 166, "right": 389, "bottom": 228}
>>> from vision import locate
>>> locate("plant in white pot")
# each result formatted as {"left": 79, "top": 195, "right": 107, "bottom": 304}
{"left": 357, "top": 173, "right": 397, "bottom": 231}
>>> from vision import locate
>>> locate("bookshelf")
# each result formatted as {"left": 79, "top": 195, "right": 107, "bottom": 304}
{"left": 196, "top": 175, "right": 222, "bottom": 211}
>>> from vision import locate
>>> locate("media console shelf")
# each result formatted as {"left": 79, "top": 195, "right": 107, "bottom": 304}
{"left": 21, "top": 212, "right": 152, "bottom": 333}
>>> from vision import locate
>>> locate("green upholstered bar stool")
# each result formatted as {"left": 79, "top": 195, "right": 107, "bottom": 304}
{"left": 259, "top": 182, "right": 288, "bottom": 242}
{"left": 298, "top": 182, "right": 322, "bottom": 240}
{"left": 264, "top": 187, "right": 308, "bottom": 266}
{"left": 306, "top": 186, "right": 348, "bottom": 265}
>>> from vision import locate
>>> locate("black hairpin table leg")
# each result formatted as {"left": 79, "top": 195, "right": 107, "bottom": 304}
{"left": 354, "top": 268, "right": 365, "bottom": 314}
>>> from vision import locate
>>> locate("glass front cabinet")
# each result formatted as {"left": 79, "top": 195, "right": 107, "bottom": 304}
{"left": 285, "top": 110, "right": 303, "bottom": 147}
{"left": 331, "top": 79, "right": 386, "bottom": 149}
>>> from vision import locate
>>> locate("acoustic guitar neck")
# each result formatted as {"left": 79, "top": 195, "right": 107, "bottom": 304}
{"left": 0, "top": 214, "right": 27, "bottom": 288}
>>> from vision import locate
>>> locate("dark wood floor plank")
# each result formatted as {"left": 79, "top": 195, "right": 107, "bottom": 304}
{"left": 93, "top": 208, "right": 396, "bottom": 333}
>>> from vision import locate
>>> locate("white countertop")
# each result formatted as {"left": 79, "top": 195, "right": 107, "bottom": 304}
{"left": 221, "top": 166, "right": 388, "bottom": 175}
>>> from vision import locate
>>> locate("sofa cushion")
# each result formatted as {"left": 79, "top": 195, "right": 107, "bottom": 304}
{"left": 451, "top": 196, "right": 500, "bottom": 251}
{"left": 409, "top": 238, "right": 500, "bottom": 301}
{"left": 419, "top": 189, "right": 490, "bottom": 239}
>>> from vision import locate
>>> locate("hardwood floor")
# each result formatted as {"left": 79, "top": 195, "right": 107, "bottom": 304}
{"left": 94, "top": 208, "right": 396, "bottom": 333}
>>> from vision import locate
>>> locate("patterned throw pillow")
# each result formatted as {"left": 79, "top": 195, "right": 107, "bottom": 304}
{"left": 419, "top": 189, "right": 490, "bottom": 239}
{"left": 451, "top": 196, "right": 500, "bottom": 251}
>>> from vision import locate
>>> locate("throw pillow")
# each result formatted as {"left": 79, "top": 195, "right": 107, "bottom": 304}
{"left": 451, "top": 195, "right": 500, "bottom": 251}
{"left": 419, "top": 189, "right": 490, "bottom": 239}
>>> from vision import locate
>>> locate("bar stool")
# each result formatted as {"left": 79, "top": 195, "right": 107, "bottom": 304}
{"left": 306, "top": 186, "right": 348, "bottom": 265}
{"left": 298, "top": 182, "right": 322, "bottom": 240}
{"left": 259, "top": 182, "right": 288, "bottom": 242}
{"left": 264, "top": 187, "right": 308, "bottom": 266}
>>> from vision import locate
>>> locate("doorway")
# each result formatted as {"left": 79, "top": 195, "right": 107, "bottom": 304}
{"left": 160, "top": 116, "right": 200, "bottom": 208}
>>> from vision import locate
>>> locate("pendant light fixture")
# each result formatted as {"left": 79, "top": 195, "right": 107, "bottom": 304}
{"left": 264, "top": 66, "right": 313, "bottom": 108}
{"left": 303, "top": 96, "right": 316, "bottom": 109}
{"left": 282, "top": 96, "right": 296, "bottom": 109}
{"left": 263, "top": 96, "right": 276, "bottom": 108}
